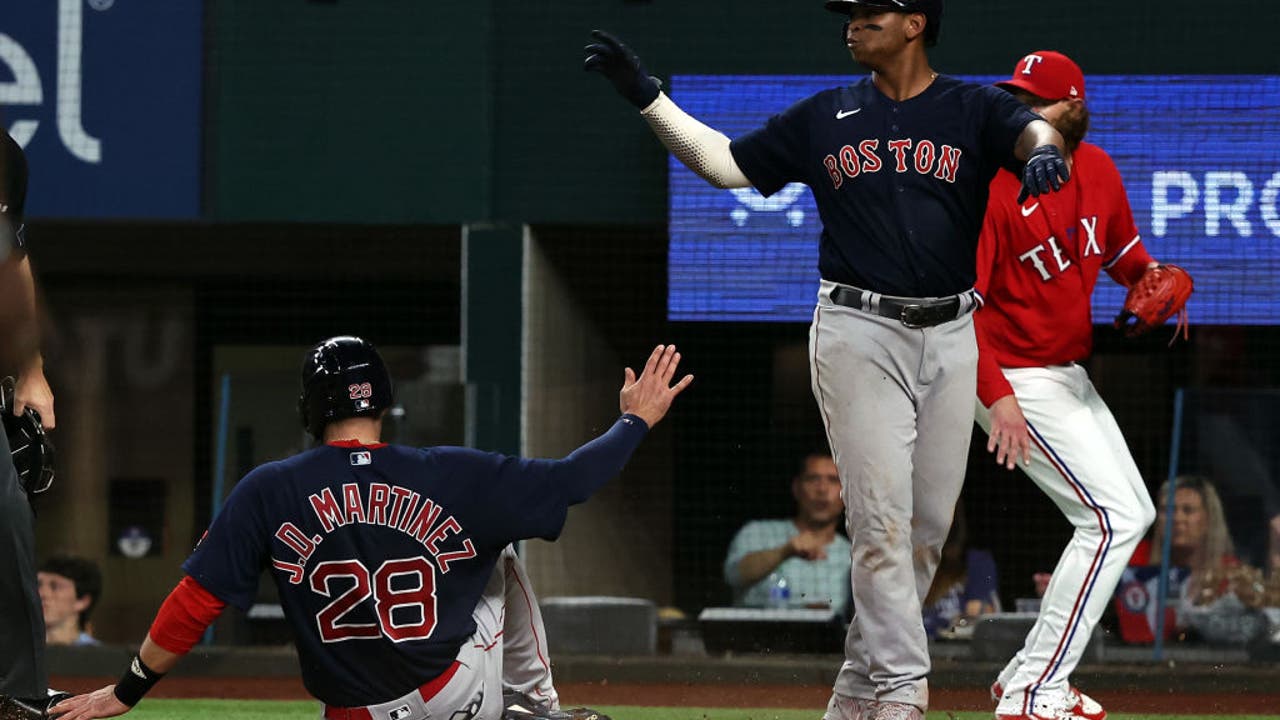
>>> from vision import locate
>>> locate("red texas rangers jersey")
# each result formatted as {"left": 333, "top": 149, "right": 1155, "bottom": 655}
{"left": 974, "top": 142, "right": 1154, "bottom": 406}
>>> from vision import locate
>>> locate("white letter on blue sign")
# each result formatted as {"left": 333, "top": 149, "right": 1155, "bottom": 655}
{"left": 1151, "top": 171, "right": 1198, "bottom": 237}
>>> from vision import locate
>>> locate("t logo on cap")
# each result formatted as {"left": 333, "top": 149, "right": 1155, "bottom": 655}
{"left": 997, "top": 50, "right": 1086, "bottom": 103}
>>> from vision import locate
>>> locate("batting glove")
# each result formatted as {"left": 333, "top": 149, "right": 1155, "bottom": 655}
{"left": 583, "top": 29, "right": 662, "bottom": 110}
{"left": 1018, "top": 144, "right": 1070, "bottom": 203}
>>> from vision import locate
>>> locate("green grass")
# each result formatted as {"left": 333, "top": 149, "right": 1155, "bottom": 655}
{"left": 123, "top": 700, "right": 1275, "bottom": 720}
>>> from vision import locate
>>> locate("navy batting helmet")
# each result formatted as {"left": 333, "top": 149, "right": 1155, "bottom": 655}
{"left": 298, "top": 336, "right": 394, "bottom": 439}
{"left": 825, "top": 0, "right": 943, "bottom": 47}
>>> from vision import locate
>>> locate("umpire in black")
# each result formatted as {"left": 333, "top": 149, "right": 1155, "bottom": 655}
{"left": 0, "top": 129, "right": 63, "bottom": 720}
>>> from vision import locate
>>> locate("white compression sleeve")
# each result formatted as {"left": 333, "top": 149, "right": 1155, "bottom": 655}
{"left": 639, "top": 92, "right": 752, "bottom": 189}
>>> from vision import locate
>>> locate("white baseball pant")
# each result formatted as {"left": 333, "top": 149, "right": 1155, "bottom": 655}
{"left": 977, "top": 363, "right": 1155, "bottom": 716}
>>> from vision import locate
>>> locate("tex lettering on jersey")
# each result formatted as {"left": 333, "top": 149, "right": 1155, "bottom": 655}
{"left": 1017, "top": 213, "right": 1104, "bottom": 282}
{"left": 822, "top": 137, "right": 963, "bottom": 189}
{"left": 269, "top": 482, "right": 478, "bottom": 586}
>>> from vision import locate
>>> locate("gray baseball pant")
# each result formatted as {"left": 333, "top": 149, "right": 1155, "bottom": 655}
{"left": 810, "top": 279, "right": 977, "bottom": 711}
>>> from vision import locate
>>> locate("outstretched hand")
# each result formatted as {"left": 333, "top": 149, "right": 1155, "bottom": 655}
{"left": 620, "top": 344, "right": 693, "bottom": 428}
{"left": 48, "top": 686, "right": 131, "bottom": 720}
{"left": 583, "top": 29, "right": 662, "bottom": 109}
{"left": 986, "top": 395, "right": 1031, "bottom": 470}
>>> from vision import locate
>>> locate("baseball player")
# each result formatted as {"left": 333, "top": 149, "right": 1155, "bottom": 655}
{"left": 974, "top": 52, "right": 1162, "bottom": 720}
{"left": 53, "top": 337, "right": 692, "bottom": 720}
{"left": 0, "top": 129, "right": 67, "bottom": 720}
{"left": 585, "top": 2, "right": 1068, "bottom": 719}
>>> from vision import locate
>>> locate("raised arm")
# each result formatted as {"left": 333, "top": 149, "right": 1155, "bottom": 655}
{"left": 584, "top": 30, "right": 751, "bottom": 189}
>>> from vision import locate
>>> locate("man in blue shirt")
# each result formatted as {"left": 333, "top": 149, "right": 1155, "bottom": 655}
{"left": 585, "top": 2, "right": 1069, "bottom": 719}
{"left": 724, "top": 452, "right": 851, "bottom": 611}
{"left": 39, "top": 555, "right": 103, "bottom": 647}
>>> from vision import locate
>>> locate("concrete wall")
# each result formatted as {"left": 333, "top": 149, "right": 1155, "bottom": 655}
{"left": 521, "top": 227, "right": 674, "bottom": 604}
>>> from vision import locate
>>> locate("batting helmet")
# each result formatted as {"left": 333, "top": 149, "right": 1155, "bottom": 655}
{"left": 1, "top": 377, "right": 55, "bottom": 496}
{"left": 824, "top": 0, "right": 943, "bottom": 47}
{"left": 298, "top": 336, "right": 394, "bottom": 439}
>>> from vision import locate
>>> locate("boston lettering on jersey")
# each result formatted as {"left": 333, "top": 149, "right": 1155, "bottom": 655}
{"left": 822, "top": 138, "right": 963, "bottom": 189}
{"left": 730, "top": 75, "right": 1038, "bottom": 297}
{"left": 270, "top": 482, "right": 478, "bottom": 586}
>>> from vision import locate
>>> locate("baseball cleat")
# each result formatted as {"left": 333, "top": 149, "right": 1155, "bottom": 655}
{"left": 823, "top": 692, "right": 875, "bottom": 720}
{"left": 1065, "top": 687, "right": 1106, "bottom": 720}
{"left": 990, "top": 683, "right": 1104, "bottom": 720}
{"left": 0, "top": 693, "right": 70, "bottom": 720}
{"left": 502, "top": 691, "right": 610, "bottom": 720}
{"left": 869, "top": 701, "right": 924, "bottom": 720}
{"left": 995, "top": 696, "right": 1093, "bottom": 720}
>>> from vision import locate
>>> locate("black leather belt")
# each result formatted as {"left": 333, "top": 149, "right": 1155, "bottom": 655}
{"left": 829, "top": 285, "right": 966, "bottom": 329}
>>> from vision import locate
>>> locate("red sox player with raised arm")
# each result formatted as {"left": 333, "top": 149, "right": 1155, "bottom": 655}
{"left": 52, "top": 337, "right": 691, "bottom": 720}
{"left": 974, "top": 52, "right": 1163, "bottom": 720}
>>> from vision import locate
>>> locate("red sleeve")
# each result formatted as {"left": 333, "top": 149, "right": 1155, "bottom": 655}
{"left": 147, "top": 575, "right": 228, "bottom": 655}
{"left": 975, "top": 185, "right": 1015, "bottom": 408}
{"left": 1098, "top": 150, "right": 1156, "bottom": 287}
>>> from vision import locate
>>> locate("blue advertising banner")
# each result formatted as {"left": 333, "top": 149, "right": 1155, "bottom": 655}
{"left": 669, "top": 75, "right": 1280, "bottom": 324}
{"left": 0, "top": 0, "right": 203, "bottom": 219}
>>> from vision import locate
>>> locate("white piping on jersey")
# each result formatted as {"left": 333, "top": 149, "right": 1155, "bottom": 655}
{"left": 1102, "top": 234, "right": 1142, "bottom": 269}
{"left": 640, "top": 92, "right": 752, "bottom": 190}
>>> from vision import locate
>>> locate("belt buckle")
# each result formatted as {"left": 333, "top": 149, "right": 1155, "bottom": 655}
{"left": 900, "top": 304, "right": 929, "bottom": 328}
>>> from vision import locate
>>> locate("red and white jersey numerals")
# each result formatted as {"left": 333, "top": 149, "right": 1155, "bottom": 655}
{"left": 309, "top": 556, "right": 439, "bottom": 643}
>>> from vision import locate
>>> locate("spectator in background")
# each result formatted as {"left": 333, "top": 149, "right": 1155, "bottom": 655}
{"left": 921, "top": 501, "right": 1000, "bottom": 640}
{"left": 723, "top": 452, "right": 851, "bottom": 612}
{"left": 38, "top": 555, "right": 102, "bottom": 647}
{"left": 1136, "top": 476, "right": 1237, "bottom": 574}
{"left": 1123, "top": 476, "right": 1268, "bottom": 644}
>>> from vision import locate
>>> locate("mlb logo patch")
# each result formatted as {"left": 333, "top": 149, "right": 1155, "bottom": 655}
{"left": 388, "top": 705, "right": 412, "bottom": 720}
{"left": 350, "top": 451, "right": 372, "bottom": 466}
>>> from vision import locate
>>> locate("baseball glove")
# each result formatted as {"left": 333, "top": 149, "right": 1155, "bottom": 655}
{"left": 1, "top": 376, "right": 55, "bottom": 496}
{"left": 1113, "top": 263, "right": 1193, "bottom": 344}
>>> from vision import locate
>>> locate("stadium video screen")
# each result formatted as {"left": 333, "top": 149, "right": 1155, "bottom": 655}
{"left": 668, "top": 75, "right": 1280, "bottom": 323}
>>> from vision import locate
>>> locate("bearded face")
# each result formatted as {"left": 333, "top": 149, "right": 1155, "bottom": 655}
{"left": 1012, "top": 89, "right": 1090, "bottom": 154}
{"left": 1051, "top": 101, "right": 1090, "bottom": 154}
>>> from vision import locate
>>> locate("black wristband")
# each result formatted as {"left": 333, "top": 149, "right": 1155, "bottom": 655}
{"left": 113, "top": 655, "right": 165, "bottom": 707}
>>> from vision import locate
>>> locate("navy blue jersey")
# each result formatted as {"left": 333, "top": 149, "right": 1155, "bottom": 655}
{"left": 730, "top": 75, "right": 1039, "bottom": 298}
{"left": 182, "top": 417, "right": 646, "bottom": 707}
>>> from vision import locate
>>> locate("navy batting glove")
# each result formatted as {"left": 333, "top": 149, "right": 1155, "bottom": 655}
{"left": 583, "top": 29, "right": 662, "bottom": 110}
{"left": 1018, "top": 145, "right": 1070, "bottom": 203}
